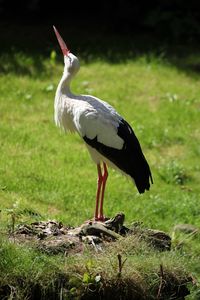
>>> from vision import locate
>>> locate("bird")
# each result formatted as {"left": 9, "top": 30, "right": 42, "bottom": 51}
{"left": 53, "top": 26, "right": 153, "bottom": 222}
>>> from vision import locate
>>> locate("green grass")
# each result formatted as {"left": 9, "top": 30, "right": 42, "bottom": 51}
{"left": 1, "top": 56, "right": 199, "bottom": 228}
{"left": 0, "top": 235, "right": 194, "bottom": 299}
{"left": 0, "top": 35, "right": 200, "bottom": 298}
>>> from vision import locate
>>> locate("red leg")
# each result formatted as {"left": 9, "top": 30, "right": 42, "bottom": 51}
{"left": 95, "top": 164, "right": 102, "bottom": 221}
{"left": 99, "top": 163, "right": 108, "bottom": 221}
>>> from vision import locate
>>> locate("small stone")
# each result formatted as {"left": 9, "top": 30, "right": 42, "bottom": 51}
{"left": 174, "top": 224, "right": 199, "bottom": 234}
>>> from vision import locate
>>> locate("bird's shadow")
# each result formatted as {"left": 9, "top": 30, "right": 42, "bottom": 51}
{"left": 0, "top": 20, "right": 200, "bottom": 78}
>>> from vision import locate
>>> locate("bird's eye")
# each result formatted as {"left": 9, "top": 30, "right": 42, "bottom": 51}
{"left": 68, "top": 56, "right": 72, "bottom": 64}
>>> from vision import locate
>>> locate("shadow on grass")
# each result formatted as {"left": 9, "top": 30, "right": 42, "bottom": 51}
{"left": 0, "top": 20, "right": 200, "bottom": 78}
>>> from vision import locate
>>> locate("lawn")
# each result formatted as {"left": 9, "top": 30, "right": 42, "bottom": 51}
{"left": 0, "top": 24, "right": 200, "bottom": 299}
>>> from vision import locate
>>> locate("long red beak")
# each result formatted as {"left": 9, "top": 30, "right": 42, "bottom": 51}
{"left": 53, "top": 26, "right": 70, "bottom": 56}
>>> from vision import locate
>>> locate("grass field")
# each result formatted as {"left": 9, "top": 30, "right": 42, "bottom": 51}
{"left": 0, "top": 25, "right": 200, "bottom": 298}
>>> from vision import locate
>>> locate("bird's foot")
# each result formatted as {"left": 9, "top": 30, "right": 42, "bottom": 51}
{"left": 95, "top": 217, "right": 104, "bottom": 222}
{"left": 84, "top": 216, "right": 108, "bottom": 225}
{"left": 94, "top": 215, "right": 109, "bottom": 222}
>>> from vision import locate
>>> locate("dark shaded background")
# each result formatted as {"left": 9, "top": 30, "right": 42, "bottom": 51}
{"left": 0, "top": 0, "right": 200, "bottom": 74}
{"left": 1, "top": 0, "right": 200, "bottom": 39}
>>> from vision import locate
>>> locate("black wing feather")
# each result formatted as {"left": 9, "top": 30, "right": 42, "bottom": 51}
{"left": 83, "top": 119, "right": 153, "bottom": 193}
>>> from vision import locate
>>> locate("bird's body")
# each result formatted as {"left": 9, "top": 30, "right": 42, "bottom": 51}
{"left": 55, "top": 93, "right": 123, "bottom": 157}
{"left": 53, "top": 26, "right": 153, "bottom": 221}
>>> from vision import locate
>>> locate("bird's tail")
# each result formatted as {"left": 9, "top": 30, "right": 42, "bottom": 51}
{"left": 131, "top": 155, "right": 153, "bottom": 194}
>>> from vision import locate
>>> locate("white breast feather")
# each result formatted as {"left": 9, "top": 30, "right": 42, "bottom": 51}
{"left": 54, "top": 94, "right": 77, "bottom": 133}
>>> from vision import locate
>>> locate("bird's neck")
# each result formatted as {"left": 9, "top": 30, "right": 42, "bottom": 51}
{"left": 57, "top": 71, "right": 74, "bottom": 96}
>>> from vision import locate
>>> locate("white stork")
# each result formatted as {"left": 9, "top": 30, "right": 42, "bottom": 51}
{"left": 53, "top": 26, "right": 153, "bottom": 221}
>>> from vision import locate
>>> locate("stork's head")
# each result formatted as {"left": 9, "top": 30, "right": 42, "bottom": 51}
{"left": 53, "top": 26, "right": 80, "bottom": 77}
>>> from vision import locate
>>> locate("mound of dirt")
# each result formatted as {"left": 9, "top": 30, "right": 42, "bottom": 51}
{"left": 5, "top": 213, "right": 194, "bottom": 299}
{"left": 10, "top": 213, "right": 171, "bottom": 254}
